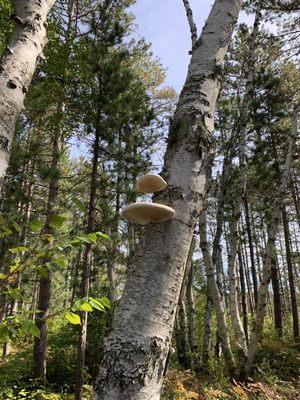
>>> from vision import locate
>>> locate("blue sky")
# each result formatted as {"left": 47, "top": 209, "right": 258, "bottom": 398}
{"left": 131, "top": 0, "right": 254, "bottom": 92}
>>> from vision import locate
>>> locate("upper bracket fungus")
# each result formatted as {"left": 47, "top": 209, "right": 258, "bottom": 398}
{"left": 121, "top": 202, "right": 175, "bottom": 225}
{"left": 137, "top": 174, "right": 167, "bottom": 194}
{"left": 121, "top": 174, "right": 175, "bottom": 225}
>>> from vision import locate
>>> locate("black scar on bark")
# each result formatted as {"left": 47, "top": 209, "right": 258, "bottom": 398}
{"left": 0, "top": 135, "right": 9, "bottom": 152}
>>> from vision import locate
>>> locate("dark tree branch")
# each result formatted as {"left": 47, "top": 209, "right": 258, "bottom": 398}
{"left": 182, "top": 0, "right": 198, "bottom": 52}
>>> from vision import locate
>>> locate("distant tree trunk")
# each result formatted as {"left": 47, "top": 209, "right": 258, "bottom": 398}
{"left": 70, "top": 248, "right": 82, "bottom": 307}
{"left": 211, "top": 133, "right": 235, "bottom": 359}
{"left": 30, "top": 271, "right": 40, "bottom": 323}
{"left": 238, "top": 247, "right": 248, "bottom": 345}
{"left": 177, "top": 298, "right": 191, "bottom": 369}
{"left": 75, "top": 109, "right": 101, "bottom": 400}
{"left": 0, "top": 0, "right": 56, "bottom": 194}
{"left": 33, "top": 125, "right": 61, "bottom": 381}
{"left": 186, "top": 259, "right": 198, "bottom": 362}
{"left": 241, "top": 239, "right": 254, "bottom": 317}
{"left": 201, "top": 292, "right": 214, "bottom": 367}
{"left": 93, "top": 2, "right": 241, "bottom": 398}
{"left": 282, "top": 204, "right": 299, "bottom": 341}
{"left": 199, "top": 209, "right": 236, "bottom": 376}
{"left": 227, "top": 4, "right": 261, "bottom": 356}
{"left": 243, "top": 196, "right": 258, "bottom": 305}
{"left": 244, "top": 105, "right": 299, "bottom": 377}
{"left": 292, "top": 177, "right": 300, "bottom": 228}
{"left": 271, "top": 254, "right": 283, "bottom": 337}
{"left": 176, "top": 235, "right": 195, "bottom": 369}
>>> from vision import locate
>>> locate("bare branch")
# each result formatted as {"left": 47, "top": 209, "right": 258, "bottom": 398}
{"left": 182, "top": 0, "right": 198, "bottom": 51}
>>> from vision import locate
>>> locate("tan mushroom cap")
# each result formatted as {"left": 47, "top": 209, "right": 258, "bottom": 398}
{"left": 121, "top": 202, "right": 175, "bottom": 225}
{"left": 137, "top": 174, "right": 167, "bottom": 193}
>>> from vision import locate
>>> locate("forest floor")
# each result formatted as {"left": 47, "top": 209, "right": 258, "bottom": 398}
{"left": 0, "top": 358, "right": 299, "bottom": 400}
{"left": 162, "top": 369, "right": 300, "bottom": 400}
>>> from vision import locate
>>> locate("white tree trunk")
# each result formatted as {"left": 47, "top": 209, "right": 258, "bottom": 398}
{"left": 93, "top": 1, "right": 241, "bottom": 399}
{"left": 227, "top": 4, "right": 261, "bottom": 357}
{"left": 0, "top": 0, "right": 56, "bottom": 193}
{"left": 199, "top": 209, "right": 236, "bottom": 376}
{"left": 244, "top": 105, "right": 299, "bottom": 377}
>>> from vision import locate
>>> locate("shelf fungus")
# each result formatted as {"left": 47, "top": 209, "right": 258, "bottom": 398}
{"left": 121, "top": 202, "right": 175, "bottom": 225}
{"left": 121, "top": 174, "right": 175, "bottom": 225}
{"left": 137, "top": 174, "right": 167, "bottom": 194}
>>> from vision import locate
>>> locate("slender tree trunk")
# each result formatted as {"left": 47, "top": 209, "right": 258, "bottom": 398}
{"left": 282, "top": 204, "right": 299, "bottom": 341}
{"left": 227, "top": 4, "right": 261, "bottom": 356}
{"left": 292, "top": 177, "right": 300, "bottom": 228}
{"left": 186, "top": 258, "right": 198, "bottom": 362}
{"left": 199, "top": 210, "right": 236, "bottom": 376}
{"left": 244, "top": 105, "right": 299, "bottom": 377}
{"left": 33, "top": 129, "right": 60, "bottom": 381}
{"left": 0, "top": 0, "right": 56, "bottom": 193}
{"left": 243, "top": 196, "right": 258, "bottom": 305}
{"left": 271, "top": 254, "right": 283, "bottom": 337}
{"left": 201, "top": 292, "right": 214, "bottom": 367}
{"left": 30, "top": 271, "right": 40, "bottom": 323}
{"left": 93, "top": 2, "right": 241, "bottom": 398}
{"left": 242, "top": 238, "right": 254, "bottom": 317}
{"left": 177, "top": 298, "right": 191, "bottom": 369}
{"left": 238, "top": 247, "right": 248, "bottom": 346}
{"left": 75, "top": 110, "right": 101, "bottom": 400}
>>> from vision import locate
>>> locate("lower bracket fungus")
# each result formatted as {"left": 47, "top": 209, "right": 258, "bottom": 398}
{"left": 121, "top": 202, "right": 175, "bottom": 225}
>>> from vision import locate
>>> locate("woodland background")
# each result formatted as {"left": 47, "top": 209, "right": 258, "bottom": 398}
{"left": 0, "top": 0, "right": 299, "bottom": 399}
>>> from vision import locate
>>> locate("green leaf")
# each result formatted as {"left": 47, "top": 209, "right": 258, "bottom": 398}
{"left": 72, "top": 299, "right": 83, "bottom": 311}
{"left": 21, "top": 320, "right": 40, "bottom": 338}
{"left": 99, "top": 296, "right": 111, "bottom": 309}
{"left": 71, "top": 196, "right": 87, "bottom": 213}
{"left": 49, "top": 215, "right": 67, "bottom": 229}
{"left": 89, "top": 298, "right": 105, "bottom": 312}
{"left": 12, "top": 221, "right": 22, "bottom": 233}
{"left": 74, "top": 235, "right": 91, "bottom": 244}
{"left": 65, "top": 312, "right": 81, "bottom": 325}
{"left": 37, "top": 267, "right": 49, "bottom": 278}
{"left": 0, "top": 273, "right": 6, "bottom": 280}
{"left": 29, "top": 218, "right": 43, "bottom": 232}
{"left": 0, "top": 227, "right": 13, "bottom": 238}
{"left": 9, "top": 246, "right": 29, "bottom": 254}
{"left": 80, "top": 302, "right": 93, "bottom": 312}
{"left": 53, "top": 258, "right": 67, "bottom": 268}
{"left": 7, "top": 288, "right": 21, "bottom": 300}
{"left": 87, "top": 233, "right": 97, "bottom": 243}
{"left": 95, "top": 232, "right": 111, "bottom": 240}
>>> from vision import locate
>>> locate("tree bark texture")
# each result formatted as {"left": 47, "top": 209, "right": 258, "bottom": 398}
{"left": 93, "top": 2, "right": 241, "bottom": 399}
{"left": 238, "top": 247, "right": 248, "bottom": 346}
{"left": 271, "top": 255, "right": 283, "bottom": 337}
{"left": 186, "top": 259, "right": 198, "bottom": 357}
{"left": 282, "top": 204, "right": 299, "bottom": 341}
{"left": 0, "top": 0, "right": 56, "bottom": 194}
{"left": 244, "top": 105, "right": 299, "bottom": 377}
{"left": 177, "top": 298, "right": 192, "bottom": 369}
{"left": 243, "top": 196, "right": 258, "bottom": 305}
{"left": 201, "top": 291, "right": 214, "bottom": 367}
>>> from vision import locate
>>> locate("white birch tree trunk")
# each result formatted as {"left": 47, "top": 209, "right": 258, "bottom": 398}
{"left": 93, "top": 1, "right": 241, "bottom": 399}
{"left": 243, "top": 105, "right": 300, "bottom": 377}
{"left": 227, "top": 4, "right": 261, "bottom": 357}
{"left": 0, "top": 0, "right": 56, "bottom": 194}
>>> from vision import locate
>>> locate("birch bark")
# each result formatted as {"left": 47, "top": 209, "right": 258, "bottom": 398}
{"left": 244, "top": 105, "right": 299, "bottom": 377}
{"left": 0, "top": 0, "right": 56, "bottom": 194}
{"left": 227, "top": 4, "right": 261, "bottom": 356}
{"left": 199, "top": 210, "right": 236, "bottom": 376}
{"left": 93, "top": 1, "right": 241, "bottom": 399}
